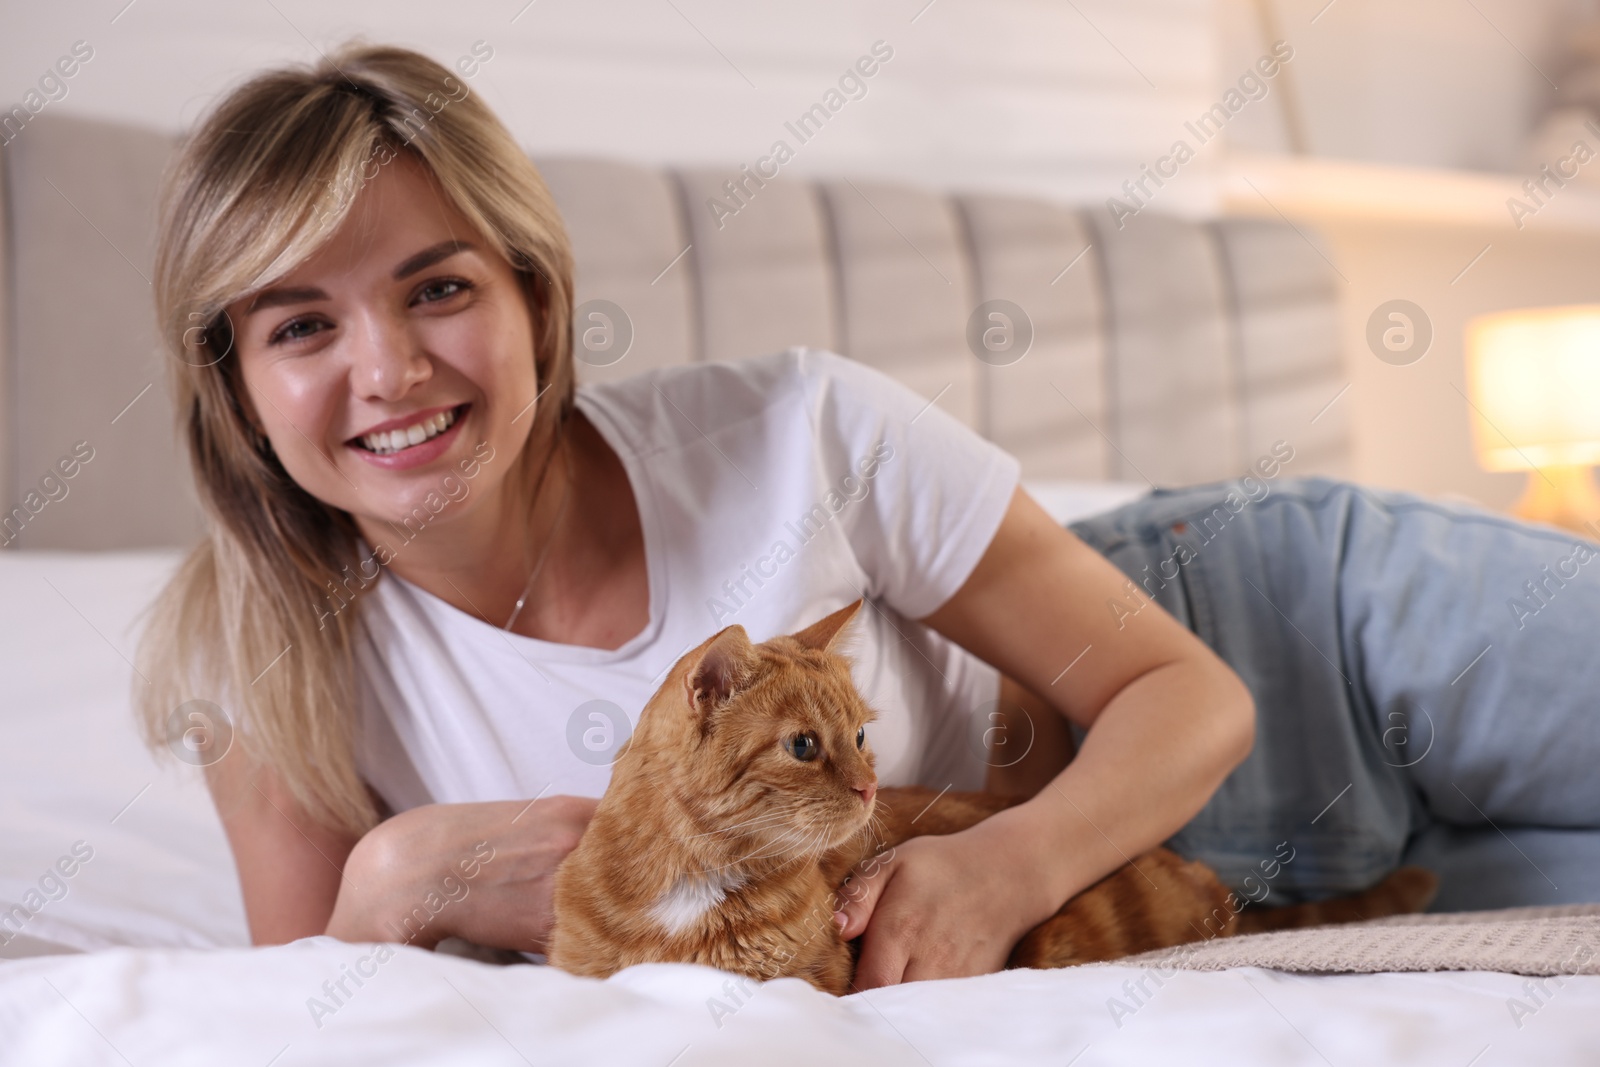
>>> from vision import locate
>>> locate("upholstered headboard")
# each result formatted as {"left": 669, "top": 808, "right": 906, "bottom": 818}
{"left": 0, "top": 113, "right": 1347, "bottom": 551}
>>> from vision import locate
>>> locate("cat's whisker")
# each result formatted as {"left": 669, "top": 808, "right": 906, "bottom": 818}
{"left": 687, "top": 798, "right": 821, "bottom": 848}
{"left": 726, "top": 817, "right": 836, "bottom": 867}
{"left": 696, "top": 837, "right": 801, "bottom": 875}
{"left": 688, "top": 807, "right": 800, "bottom": 839}
{"left": 762, "top": 817, "right": 852, "bottom": 871}
{"left": 737, "top": 828, "right": 808, "bottom": 863}
{"left": 710, "top": 809, "right": 812, "bottom": 857}
{"left": 802, "top": 824, "right": 834, "bottom": 862}
{"left": 859, "top": 809, "right": 893, "bottom": 853}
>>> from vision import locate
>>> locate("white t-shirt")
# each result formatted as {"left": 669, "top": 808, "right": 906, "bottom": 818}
{"left": 351, "top": 347, "right": 1022, "bottom": 813}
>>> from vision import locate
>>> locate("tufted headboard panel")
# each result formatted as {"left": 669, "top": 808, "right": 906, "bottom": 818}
{"left": 0, "top": 113, "right": 1347, "bottom": 550}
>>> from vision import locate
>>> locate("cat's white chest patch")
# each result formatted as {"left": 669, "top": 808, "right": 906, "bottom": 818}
{"left": 650, "top": 870, "right": 745, "bottom": 936}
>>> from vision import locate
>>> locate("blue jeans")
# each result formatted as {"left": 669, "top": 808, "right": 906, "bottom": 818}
{"left": 1068, "top": 476, "right": 1600, "bottom": 911}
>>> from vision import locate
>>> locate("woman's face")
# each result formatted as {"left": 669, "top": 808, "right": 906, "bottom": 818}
{"left": 225, "top": 152, "right": 540, "bottom": 534}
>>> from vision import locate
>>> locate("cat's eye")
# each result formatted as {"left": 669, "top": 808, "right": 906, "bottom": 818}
{"left": 855, "top": 726, "right": 865, "bottom": 749}
{"left": 784, "top": 732, "right": 820, "bottom": 762}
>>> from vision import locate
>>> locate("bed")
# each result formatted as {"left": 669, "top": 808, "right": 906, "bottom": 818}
{"left": 7, "top": 539, "right": 1599, "bottom": 1065}
{"left": 3, "top": 114, "right": 1598, "bottom": 1063}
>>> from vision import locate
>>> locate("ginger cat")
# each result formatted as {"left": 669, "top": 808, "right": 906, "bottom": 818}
{"left": 548, "top": 601, "right": 1437, "bottom": 994}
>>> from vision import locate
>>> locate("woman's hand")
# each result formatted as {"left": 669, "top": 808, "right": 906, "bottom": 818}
{"left": 832, "top": 807, "right": 1060, "bottom": 989}
{"left": 325, "top": 794, "right": 597, "bottom": 953}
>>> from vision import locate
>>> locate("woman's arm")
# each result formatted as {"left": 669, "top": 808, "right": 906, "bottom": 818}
{"left": 207, "top": 745, "right": 597, "bottom": 952}
{"left": 835, "top": 485, "right": 1255, "bottom": 988}
{"left": 204, "top": 747, "right": 358, "bottom": 944}
{"left": 324, "top": 794, "right": 597, "bottom": 953}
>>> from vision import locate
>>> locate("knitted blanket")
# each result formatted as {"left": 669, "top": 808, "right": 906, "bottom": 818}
{"left": 1116, "top": 904, "right": 1600, "bottom": 977}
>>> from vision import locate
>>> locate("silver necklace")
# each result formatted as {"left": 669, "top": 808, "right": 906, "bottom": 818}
{"left": 503, "top": 433, "right": 573, "bottom": 632}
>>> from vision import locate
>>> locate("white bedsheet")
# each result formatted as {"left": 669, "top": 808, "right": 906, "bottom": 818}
{"left": 3, "top": 944, "right": 1596, "bottom": 1066}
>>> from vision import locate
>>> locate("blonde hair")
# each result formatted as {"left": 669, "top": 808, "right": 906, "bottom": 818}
{"left": 137, "top": 42, "right": 576, "bottom": 835}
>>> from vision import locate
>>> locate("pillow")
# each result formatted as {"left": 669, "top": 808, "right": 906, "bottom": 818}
{"left": 0, "top": 550, "right": 248, "bottom": 956}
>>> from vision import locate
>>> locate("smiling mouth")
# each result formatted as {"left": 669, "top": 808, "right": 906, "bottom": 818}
{"left": 352, "top": 404, "right": 467, "bottom": 455}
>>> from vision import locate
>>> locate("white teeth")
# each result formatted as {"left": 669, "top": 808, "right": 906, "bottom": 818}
{"left": 361, "top": 407, "right": 457, "bottom": 455}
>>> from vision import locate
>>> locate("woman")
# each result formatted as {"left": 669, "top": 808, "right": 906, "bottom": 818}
{"left": 137, "top": 43, "right": 1594, "bottom": 991}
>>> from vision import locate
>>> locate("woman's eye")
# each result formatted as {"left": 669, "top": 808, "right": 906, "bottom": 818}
{"left": 856, "top": 726, "right": 865, "bottom": 749}
{"left": 784, "top": 733, "right": 820, "bottom": 762}
{"left": 268, "top": 317, "right": 325, "bottom": 345}
{"left": 265, "top": 279, "right": 470, "bottom": 346}
{"left": 415, "top": 278, "right": 470, "bottom": 304}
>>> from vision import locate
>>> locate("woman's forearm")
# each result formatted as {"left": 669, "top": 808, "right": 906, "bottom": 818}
{"left": 323, "top": 810, "right": 465, "bottom": 949}
{"left": 324, "top": 796, "right": 598, "bottom": 951}
{"left": 979, "top": 657, "right": 1255, "bottom": 920}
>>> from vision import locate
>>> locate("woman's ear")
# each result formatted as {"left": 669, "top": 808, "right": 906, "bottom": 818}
{"left": 684, "top": 625, "right": 756, "bottom": 723}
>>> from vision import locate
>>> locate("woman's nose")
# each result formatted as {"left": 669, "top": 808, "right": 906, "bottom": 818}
{"left": 348, "top": 308, "right": 431, "bottom": 401}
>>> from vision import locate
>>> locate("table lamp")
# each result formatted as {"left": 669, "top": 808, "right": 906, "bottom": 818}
{"left": 1465, "top": 305, "right": 1600, "bottom": 533}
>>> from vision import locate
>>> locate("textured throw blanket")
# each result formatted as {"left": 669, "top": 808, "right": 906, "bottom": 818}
{"left": 1117, "top": 904, "right": 1600, "bottom": 977}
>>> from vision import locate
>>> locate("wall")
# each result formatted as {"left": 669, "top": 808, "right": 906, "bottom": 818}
{"left": 1218, "top": 0, "right": 1579, "bottom": 170}
{"left": 1210, "top": 0, "right": 1600, "bottom": 513}
{"left": 0, "top": 0, "right": 1219, "bottom": 212}
{"left": 1321, "top": 218, "right": 1600, "bottom": 511}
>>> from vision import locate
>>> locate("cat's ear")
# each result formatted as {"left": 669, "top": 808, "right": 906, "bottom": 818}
{"left": 685, "top": 624, "right": 757, "bottom": 717}
{"left": 792, "top": 599, "right": 863, "bottom": 654}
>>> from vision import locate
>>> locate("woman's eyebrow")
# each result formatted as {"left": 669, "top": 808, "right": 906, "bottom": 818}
{"left": 246, "top": 285, "right": 327, "bottom": 316}
{"left": 244, "top": 239, "right": 478, "bottom": 317}
{"left": 392, "top": 239, "right": 476, "bottom": 281}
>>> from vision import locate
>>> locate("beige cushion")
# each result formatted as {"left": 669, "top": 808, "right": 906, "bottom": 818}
{"left": 1087, "top": 210, "right": 1243, "bottom": 486}
{"left": 821, "top": 179, "right": 978, "bottom": 431}
{"left": 958, "top": 193, "right": 1107, "bottom": 478}
{"left": 537, "top": 158, "right": 697, "bottom": 389}
{"left": 1, "top": 114, "right": 200, "bottom": 550}
{"left": 676, "top": 169, "right": 837, "bottom": 366}
{"left": 1214, "top": 217, "right": 1349, "bottom": 476}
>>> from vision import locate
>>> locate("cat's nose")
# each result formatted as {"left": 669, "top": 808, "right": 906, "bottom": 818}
{"left": 854, "top": 782, "right": 876, "bottom": 806}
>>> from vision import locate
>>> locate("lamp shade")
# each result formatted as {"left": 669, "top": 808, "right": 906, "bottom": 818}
{"left": 1465, "top": 305, "right": 1600, "bottom": 471}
